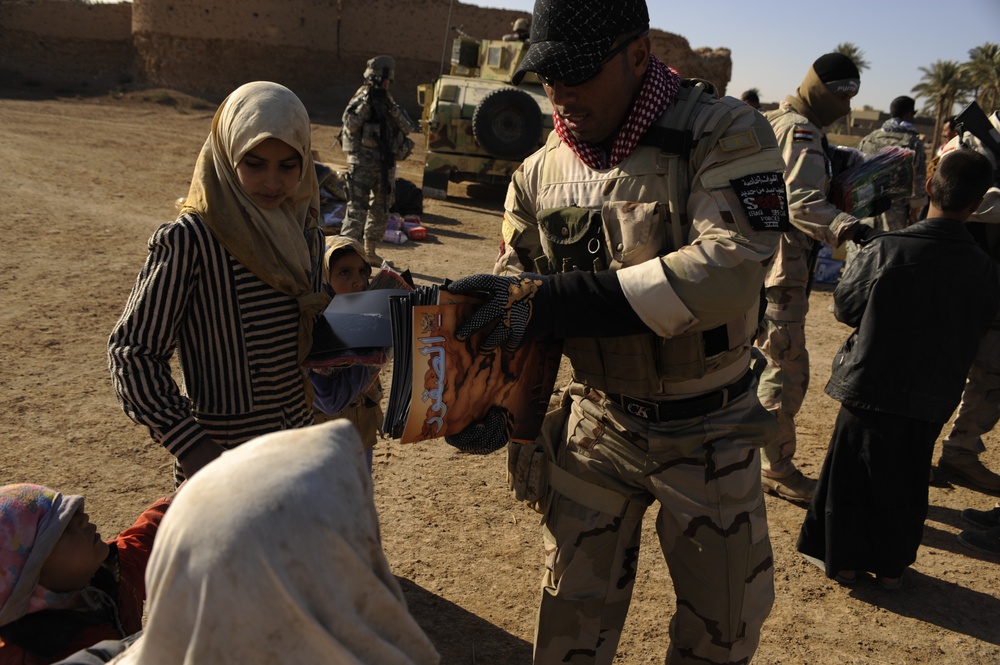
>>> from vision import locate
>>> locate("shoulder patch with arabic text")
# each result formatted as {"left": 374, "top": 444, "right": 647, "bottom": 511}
{"left": 730, "top": 172, "right": 790, "bottom": 231}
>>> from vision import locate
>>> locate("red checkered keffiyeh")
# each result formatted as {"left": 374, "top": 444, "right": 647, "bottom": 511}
{"left": 553, "top": 55, "right": 681, "bottom": 170}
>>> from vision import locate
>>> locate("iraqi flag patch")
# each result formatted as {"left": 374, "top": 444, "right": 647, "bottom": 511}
{"left": 730, "top": 172, "right": 790, "bottom": 231}
{"left": 792, "top": 127, "right": 814, "bottom": 142}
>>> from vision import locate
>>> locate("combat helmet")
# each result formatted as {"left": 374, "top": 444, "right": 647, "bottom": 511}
{"left": 365, "top": 55, "right": 395, "bottom": 83}
{"left": 513, "top": 18, "right": 530, "bottom": 32}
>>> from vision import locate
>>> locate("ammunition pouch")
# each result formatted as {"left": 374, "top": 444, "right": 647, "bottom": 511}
{"left": 533, "top": 202, "right": 669, "bottom": 275}
{"left": 392, "top": 132, "right": 415, "bottom": 161}
{"left": 536, "top": 206, "right": 607, "bottom": 274}
{"left": 360, "top": 122, "right": 382, "bottom": 150}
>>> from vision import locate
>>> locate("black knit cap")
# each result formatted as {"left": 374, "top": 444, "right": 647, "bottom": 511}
{"left": 812, "top": 53, "right": 861, "bottom": 95}
{"left": 512, "top": 0, "right": 650, "bottom": 85}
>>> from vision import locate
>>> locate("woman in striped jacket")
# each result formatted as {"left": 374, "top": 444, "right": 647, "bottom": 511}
{"left": 108, "top": 81, "right": 337, "bottom": 483}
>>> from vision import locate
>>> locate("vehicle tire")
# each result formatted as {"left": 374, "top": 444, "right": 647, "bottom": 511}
{"left": 472, "top": 88, "right": 542, "bottom": 160}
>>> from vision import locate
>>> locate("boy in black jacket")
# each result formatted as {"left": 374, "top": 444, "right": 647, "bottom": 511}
{"left": 798, "top": 149, "right": 1000, "bottom": 589}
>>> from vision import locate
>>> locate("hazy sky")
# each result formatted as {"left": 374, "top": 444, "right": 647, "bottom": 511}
{"left": 463, "top": 0, "right": 1000, "bottom": 114}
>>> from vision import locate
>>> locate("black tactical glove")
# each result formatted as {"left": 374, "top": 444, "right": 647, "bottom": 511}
{"left": 444, "top": 405, "right": 512, "bottom": 454}
{"left": 447, "top": 274, "right": 552, "bottom": 352}
{"left": 869, "top": 195, "right": 893, "bottom": 216}
{"left": 852, "top": 222, "right": 877, "bottom": 244}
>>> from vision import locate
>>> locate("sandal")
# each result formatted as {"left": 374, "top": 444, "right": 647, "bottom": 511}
{"left": 877, "top": 574, "right": 904, "bottom": 591}
{"left": 834, "top": 570, "right": 858, "bottom": 587}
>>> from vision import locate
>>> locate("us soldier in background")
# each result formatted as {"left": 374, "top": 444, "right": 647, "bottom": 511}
{"left": 857, "top": 95, "right": 927, "bottom": 231}
{"left": 444, "top": 0, "right": 786, "bottom": 662}
{"left": 937, "top": 108, "right": 1000, "bottom": 495}
{"left": 755, "top": 53, "right": 874, "bottom": 503}
{"left": 339, "top": 55, "right": 417, "bottom": 266}
{"left": 502, "top": 17, "right": 531, "bottom": 42}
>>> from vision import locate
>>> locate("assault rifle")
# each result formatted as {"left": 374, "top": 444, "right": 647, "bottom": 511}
{"left": 955, "top": 100, "right": 1000, "bottom": 176}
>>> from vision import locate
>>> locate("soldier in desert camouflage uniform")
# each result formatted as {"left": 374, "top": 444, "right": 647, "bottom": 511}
{"left": 339, "top": 55, "right": 417, "bottom": 266}
{"left": 755, "top": 53, "right": 874, "bottom": 503}
{"left": 857, "top": 95, "right": 928, "bottom": 231}
{"left": 444, "top": 0, "right": 788, "bottom": 662}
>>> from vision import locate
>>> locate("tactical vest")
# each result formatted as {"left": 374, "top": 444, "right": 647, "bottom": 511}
{"left": 529, "top": 80, "right": 754, "bottom": 397}
{"left": 859, "top": 129, "right": 920, "bottom": 157}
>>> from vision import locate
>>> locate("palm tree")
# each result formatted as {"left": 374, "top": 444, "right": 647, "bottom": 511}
{"left": 912, "top": 60, "right": 972, "bottom": 154}
{"left": 833, "top": 42, "right": 871, "bottom": 72}
{"left": 965, "top": 42, "right": 1000, "bottom": 114}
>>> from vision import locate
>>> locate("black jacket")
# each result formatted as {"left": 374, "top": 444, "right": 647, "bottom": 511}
{"left": 826, "top": 218, "right": 1000, "bottom": 423}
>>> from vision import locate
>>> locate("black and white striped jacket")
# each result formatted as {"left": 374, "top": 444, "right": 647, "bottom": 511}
{"left": 108, "top": 213, "right": 324, "bottom": 458}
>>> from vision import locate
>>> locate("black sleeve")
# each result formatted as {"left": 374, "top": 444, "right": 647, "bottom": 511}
{"left": 547, "top": 270, "right": 650, "bottom": 339}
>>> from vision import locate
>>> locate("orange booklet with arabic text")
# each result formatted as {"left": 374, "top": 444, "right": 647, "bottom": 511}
{"left": 383, "top": 288, "right": 563, "bottom": 445}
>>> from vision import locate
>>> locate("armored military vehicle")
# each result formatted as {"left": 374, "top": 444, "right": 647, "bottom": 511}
{"left": 417, "top": 34, "right": 554, "bottom": 199}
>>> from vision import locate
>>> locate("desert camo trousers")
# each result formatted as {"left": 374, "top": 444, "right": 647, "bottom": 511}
{"left": 534, "top": 382, "right": 776, "bottom": 665}
{"left": 754, "top": 285, "right": 810, "bottom": 477}
{"left": 341, "top": 157, "right": 395, "bottom": 243}
{"left": 942, "top": 327, "right": 1000, "bottom": 455}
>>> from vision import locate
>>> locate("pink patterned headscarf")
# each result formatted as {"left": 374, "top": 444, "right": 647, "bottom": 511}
{"left": 0, "top": 484, "right": 85, "bottom": 627}
{"left": 553, "top": 55, "right": 682, "bottom": 170}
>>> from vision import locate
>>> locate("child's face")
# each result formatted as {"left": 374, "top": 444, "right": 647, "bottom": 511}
{"left": 328, "top": 252, "right": 371, "bottom": 295}
{"left": 235, "top": 137, "right": 302, "bottom": 210}
{"left": 38, "top": 503, "right": 109, "bottom": 593}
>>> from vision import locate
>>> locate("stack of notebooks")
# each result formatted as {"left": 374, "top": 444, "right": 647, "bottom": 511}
{"left": 829, "top": 145, "right": 915, "bottom": 218}
{"left": 307, "top": 276, "right": 563, "bottom": 446}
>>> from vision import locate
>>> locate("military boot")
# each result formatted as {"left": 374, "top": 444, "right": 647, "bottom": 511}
{"left": 761, "top": 468, "right": 816, "bottom": 503}
{"left": 938, "top": 450, "right": 1000, "bottom": 493}
{"left": 364, "top": 240, "right": 387, "bottom": 268}
{"left": 959, "top": 526, "right": 1000, "bottom": 555}
{"left": 961, "top": 504, "right": 1000, "bottom": 529}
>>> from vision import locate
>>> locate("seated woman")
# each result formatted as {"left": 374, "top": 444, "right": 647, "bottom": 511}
{"left": 74, "top": 421, "right": 440, "bottom": 664}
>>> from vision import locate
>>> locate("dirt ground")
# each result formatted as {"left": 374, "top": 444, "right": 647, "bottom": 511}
{"left": 2, "top": 87, "right": 999, "bottom": 664}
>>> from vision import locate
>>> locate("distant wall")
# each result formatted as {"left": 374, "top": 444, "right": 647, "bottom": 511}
{"left": 130, "top": 0, "right": 533, "bottom": 113}
{"left": 1, "top": 0, "right": 733, "bottom": 114}
{"left": 0, "top": 0, "right": 133, "bottom": 91}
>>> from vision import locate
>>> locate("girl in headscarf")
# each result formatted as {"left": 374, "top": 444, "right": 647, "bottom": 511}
{"left": 310, "top": 235, "right": 386, "bottom": 472}
{"left": 110, "top": 421, "right": 440, "bottom": 664}
{"left": 108, "top": 81, "right": 358, "bottom": 483}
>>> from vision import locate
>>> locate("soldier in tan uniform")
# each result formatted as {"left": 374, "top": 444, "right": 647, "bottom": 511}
{"left": 444, "top": 0, "right": 788, "bottom": 662}
{"left": 937, "top": 111, "right": 1000, "bottom": 494}
{"left": 755, "top": 53, "right": 872, "bottom": 502}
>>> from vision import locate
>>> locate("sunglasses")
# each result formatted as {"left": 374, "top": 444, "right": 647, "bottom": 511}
{"left": 538, "top": 31, "right": 648, "bottom": 88}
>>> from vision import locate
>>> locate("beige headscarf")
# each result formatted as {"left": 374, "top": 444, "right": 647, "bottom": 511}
{"left": 323, "top": 234, "right": 369, "bottom": 286}
{"left": 181, "top": 81, "right": 329, "bottom": 365}
{"left": 112, "top": 421, "right": 440, "bottom": 664}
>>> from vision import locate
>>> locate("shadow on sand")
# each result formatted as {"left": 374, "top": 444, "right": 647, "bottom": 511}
{"left": 398, "top": 577, "right": 533, "bottom": 664}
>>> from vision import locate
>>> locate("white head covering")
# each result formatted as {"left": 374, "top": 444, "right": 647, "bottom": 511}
{"left": 114, "top": 421, "right": 439, "bottom": 664}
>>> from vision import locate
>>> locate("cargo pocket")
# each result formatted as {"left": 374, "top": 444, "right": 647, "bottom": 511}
{"left": 601, "top": 200, "right": 667, "bottom": 270}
